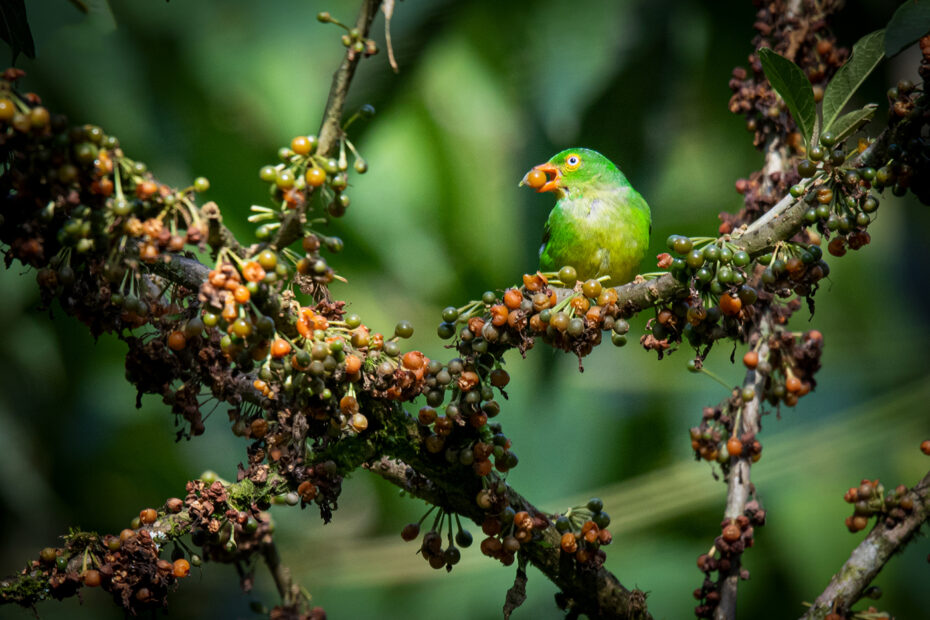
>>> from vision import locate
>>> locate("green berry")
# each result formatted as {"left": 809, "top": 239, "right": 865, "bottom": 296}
{"left": 587, "top": 497, "right": 604, "bottom": 512}
{"left": 395, "top": 321, "right": 414, "bottom": 339}
{"left": 808, "top": 146, "right": 824, "bottom": 161}
{"left": 685, "top": 249, "right": 705, "bottom": 269}
{"left": 820, "top": 131, "right": 837, "bottom": 147}
{"left": 672, "top": 236, "right": 693, "bottom": 255}
{"left": 703, "top": 244, "right": 720, "bottom": 262}
{"left": 193, "top": 176, "right": 210, "bottom": 192}
{"left": 732, "top": 251, "right": 750, "bottom": 267}
{"left": 441, "top": 306, "right": 459, "bottom": 322}
{"left": 557, "top": 265, "right": 578, "bottom": 286}
{"left": 797, "top": 159, "right": 817, "bottom": 178}
{"left": 259, "top": 165, "right": 277, "bottom": 182}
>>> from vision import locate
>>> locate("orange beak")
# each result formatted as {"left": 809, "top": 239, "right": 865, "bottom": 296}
{"left": 521, "top": 162, "right": 561, "bottom": 193}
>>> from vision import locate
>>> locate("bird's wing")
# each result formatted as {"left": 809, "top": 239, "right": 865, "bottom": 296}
{"left": 538, "top": 220, "right": 551, "bottom": 259}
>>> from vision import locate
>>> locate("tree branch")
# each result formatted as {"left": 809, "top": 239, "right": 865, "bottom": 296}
{"left": 714, "top": 315, "right": 773, "bottom": 620}
{"left": 801, "top": 470, "right": 930, "bottom": 620}
{"left": 366, "top": 456, "right": 651, "bottom": 619}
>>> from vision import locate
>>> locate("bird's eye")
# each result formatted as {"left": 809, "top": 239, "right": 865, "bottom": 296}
{"left": 565, "top": 154, "right": 581, "bottom": 170}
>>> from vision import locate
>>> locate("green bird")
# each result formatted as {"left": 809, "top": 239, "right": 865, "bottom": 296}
{"left": 521, "top": 148, "right": 651, "bottom": 285}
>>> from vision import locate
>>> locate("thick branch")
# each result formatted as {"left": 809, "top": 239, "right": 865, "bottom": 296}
{"left": 367, "top": 456, "right": 651, "bottom": 619}
{"left": 714, "top": 315, "right": 773, "bottom": 620}
{"left": 801, "top": 470, "right": 930, "bottom": 620}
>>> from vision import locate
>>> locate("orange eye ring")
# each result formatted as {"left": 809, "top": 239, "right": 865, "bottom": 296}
{"left": 565, "top": 154, "right": 581, "bottom": 171}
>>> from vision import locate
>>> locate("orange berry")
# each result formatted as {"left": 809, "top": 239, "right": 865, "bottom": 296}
{"left": 726, "top": 437, "right": 743, "bottom": 457}
{"left": 233, "top": 285, "right": 251, "bottom": 304}
{"left": 270, "top": 338, "right": 292, "bottom": 359}
{"left": 0, "top": 98, "right": 14, "bottom": 122}
{"left": 503, "top": 288, "right": 523, "bottom": 310}
{"left": 83, "top": 569, "right": 102, "bottom": 587}
{"left": 560, "top": 532, "right": 578, "bottom": 553}
{"left": 135, "top": 180, "right": 158, "bottom": 199}
{"left": 742, "top": 351, "right": 758, "bottom": 369}
{"left": 719, "top": 293, "right": 742, "bottom": 317}
{"left": 490, "top": 304, "right": 509, "bottom": 326}
{"left": 785, "top": 376, "right": 802, "bottom": 393}
{"left": 167, "top": 331, "right": 187, "bottom": 351}
{"left": 722, "top": 522, "right": 741, "bottom": 542}
{"left": 291, "top": 135, "right": 312, "bottom": 155}
{"left": 340, "top": 395, "right": 359, "bottom": 413}
{"left": 402, "top": 350, "right": 425, "bottom": 370}
{"left": 306, "top": 167, "right": 326, "bottom": 187}
{"left": 344, "top": 354, "right": 362, "bottom": 374}
{"left": 570, "top": 296, "right": 590, "bottom": 314}
{"left": 524, "top": 169, "right": 546, "bottom": 189}
{"left": 172, "top": 558, "right": 191, "bottom": 578}
{"left": 921, "top": 440, "right": 930, "bottom": 456}
{"left": 242, "top": 261, "right": 266, "bottom": 283}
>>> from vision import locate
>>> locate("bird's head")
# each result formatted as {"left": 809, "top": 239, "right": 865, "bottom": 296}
{"left": 519, "top": 148, "right": 618, "bottom": 197}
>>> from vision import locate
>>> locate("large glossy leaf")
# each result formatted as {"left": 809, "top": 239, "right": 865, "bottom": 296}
{"left": 0, "top": 0, "right": 35, "bottom": 62}
{"left": 822, "top": 30, "right": 885, "bottom": 134}
{"left": 828, "top": 104, "right": 878, "bottom": 144}
{"left": 885, "top": 0, "right": 930, "bottom": 58}
{"left": 759, "top": 48, "right": 816, "bottom": 147}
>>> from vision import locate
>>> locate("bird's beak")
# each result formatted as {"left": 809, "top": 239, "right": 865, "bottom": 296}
{"left": 520, "top": 162, "right": 561, "bottom": 193}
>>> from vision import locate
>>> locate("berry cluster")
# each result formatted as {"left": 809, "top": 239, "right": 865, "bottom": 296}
{"left": 477, "top": 496, "right": 543, "bottom": 567}
{"left": 842, "top": 479, "right": 916, "bottom": 533}
{"left": 438, "top": 270, "right": 629, "bottom": 360}
{"left": 316, "top": 12, "right": 379, "bottom": 61}
{"left": 727, "top": 3, "right": 847, "bottom": 150}
{"left": 555, "top": 498, "right": 613, "bottom": 567}
{"left": 693, "top": 501, "right": 766, "bottom": 618}
{"left": 401, "top": 509, "right": 473, "bottom": 572}
{"left": 655, "top": 235, "right": 759, "bottom": 351}
{"left": 689, "top": 405, "right": 762, "bottom": 466}
{"left": 23, "top": 502, "right": 201, "bottom": 614}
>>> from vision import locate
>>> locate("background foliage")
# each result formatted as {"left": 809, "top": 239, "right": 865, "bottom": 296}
{"left": 2, "top": 0, "right": 928, "bottom": 617}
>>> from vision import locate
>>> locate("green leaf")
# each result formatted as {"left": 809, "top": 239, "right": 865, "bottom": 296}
{"left": 828, "top": 104, "right": 878, "bottom": 144}
{"left": 885, "top": 0, "right": 930, "bottom": 58}
{"left": 822, "top": 30, "right": 885, "bottom": 133}
{"left": 0, "top": 0, "right": 35, "bottom": 63}
{"left": 758, "top": 48, "right": 816, "bottom": 147}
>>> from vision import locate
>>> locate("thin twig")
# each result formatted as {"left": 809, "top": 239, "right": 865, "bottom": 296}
{"left": 262, "top": 540, "right": 302, "bottom": 607}
{"left": 273, "top": 0, "right": 384, "bottom": 251}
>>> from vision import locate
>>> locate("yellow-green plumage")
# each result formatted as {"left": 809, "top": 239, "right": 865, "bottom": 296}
{"left": 524, "top": 148, "right": 651, "bottom": 285}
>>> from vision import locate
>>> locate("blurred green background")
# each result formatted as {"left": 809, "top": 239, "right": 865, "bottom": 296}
{"left": 2, "top": 0, "right": 929, "bottom": 618}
